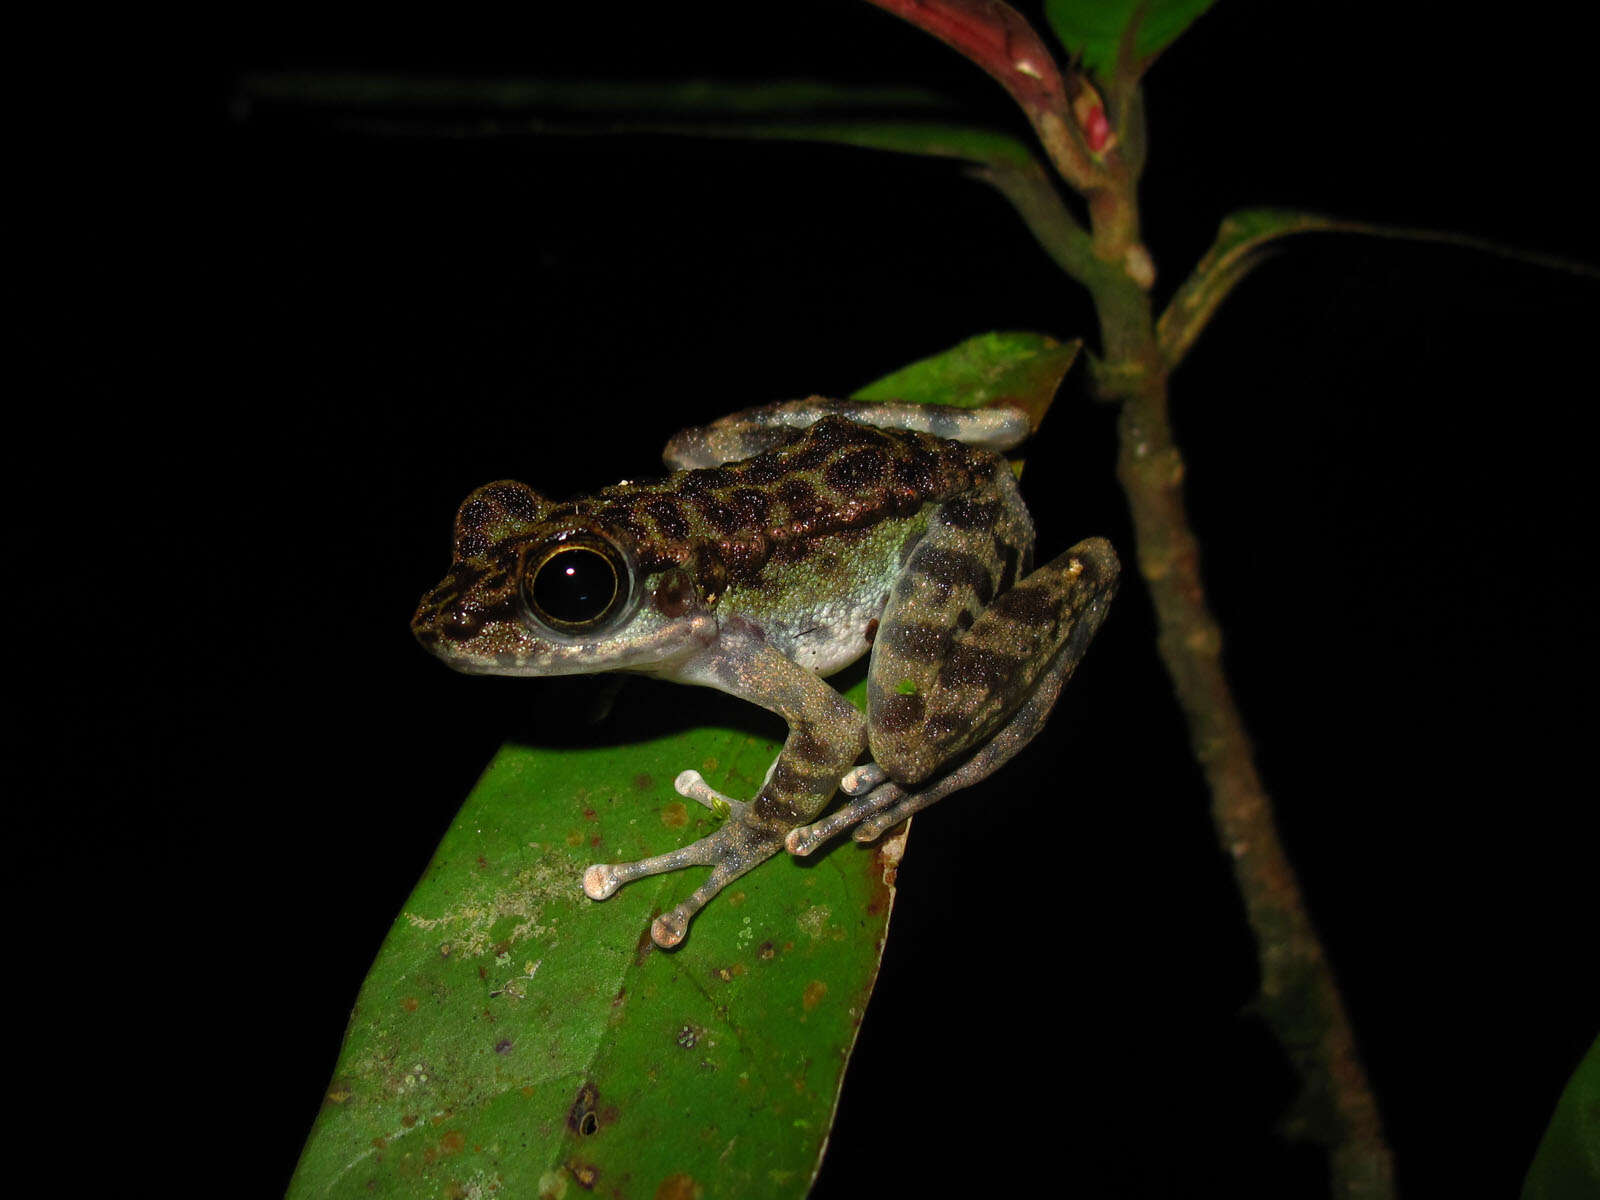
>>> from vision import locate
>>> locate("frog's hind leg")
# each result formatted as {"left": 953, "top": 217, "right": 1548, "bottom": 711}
{"left": 787, "top": 536, "right": 1119, "bottom": 855}
{"left": 787, "top": 628, "right": 1081, "bottom": 853}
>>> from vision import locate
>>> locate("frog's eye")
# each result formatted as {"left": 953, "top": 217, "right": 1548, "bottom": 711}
{"left": 520, "top": 532, "right": 633, "bottom": 633}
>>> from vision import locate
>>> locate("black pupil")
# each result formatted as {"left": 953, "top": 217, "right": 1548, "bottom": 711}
{"left": 532, "top": 548, "right": 617, "bottom": 625}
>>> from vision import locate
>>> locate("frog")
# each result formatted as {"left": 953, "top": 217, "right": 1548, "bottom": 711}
{"left": 412, "top": 398, "right": 1119, "bottom": 948}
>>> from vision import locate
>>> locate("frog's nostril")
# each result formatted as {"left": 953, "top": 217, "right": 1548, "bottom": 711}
{"left": 441, "top": 609, "right": 481, "bottom": 641}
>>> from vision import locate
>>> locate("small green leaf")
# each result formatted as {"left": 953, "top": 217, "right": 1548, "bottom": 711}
{"left": 1523, "top": 1035, "right": 1600, "bottom": 1200}
{"left": 854, "top": 330, "right": 1081, "bottom": 431}
{"left": 1157, "top": 207, "right": 1600, "bottom": 371}
{"left": 1043, "top": 0, "right": 1218, "bottom": 80}
{"left": 239, "top": 72, "right": 1041, "bottom": 175}
{"left": 1157, "top": 208, "right": 1347, "bottom": 369}
{"left": 292, "top": 331, "right": 1067, "bottom": 1197}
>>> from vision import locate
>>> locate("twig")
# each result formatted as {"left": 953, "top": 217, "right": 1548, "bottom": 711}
{"left": 870, "top": 3, "right": 1398, "bottom": 1193}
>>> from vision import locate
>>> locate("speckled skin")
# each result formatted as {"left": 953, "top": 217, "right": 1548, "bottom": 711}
{"left": 413, "top": 399, "right": 1119, "bottom": 947}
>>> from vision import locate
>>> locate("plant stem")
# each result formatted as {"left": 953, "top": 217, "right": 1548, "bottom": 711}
{"left": 1086, "top": 182, "right": 1396, "bottom": 1198}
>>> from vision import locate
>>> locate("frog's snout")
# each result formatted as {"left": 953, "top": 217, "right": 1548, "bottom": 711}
{"left": 411, "top": 576, "right": 472, "bottom": 649}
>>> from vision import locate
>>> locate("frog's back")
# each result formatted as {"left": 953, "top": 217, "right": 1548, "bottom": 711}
{"left": 581, "top": 414, "right": 1008, "bottom": 587}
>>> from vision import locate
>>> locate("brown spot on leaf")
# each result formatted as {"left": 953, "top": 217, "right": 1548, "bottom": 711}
{"left": 494, "top": 1037, "right": 513, "bottom": 1055}
{"left": 803, "top": 979, "right": 828, "bottom": 1011}
{"left": 438, "top": 1129, "right": 466, "bottom": 1156}
{"left": 401, "top": 996, "right": 419, "bottom": 1012}
{"left": 568, "top": 1082, "right": 600, "bottom": 1135}
{"left": 570, "top": 1160, "right": 599, "bottom": 1189}
{"left": 660, "top": 800, "right": 688, "bottom": 828}
{"left": 655, "top": 1173, "right": 700, "bottom": 1200}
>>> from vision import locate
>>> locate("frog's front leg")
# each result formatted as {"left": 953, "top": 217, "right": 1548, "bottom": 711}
{"left": 583, "top": 624, "right": 867, "bottom": 948}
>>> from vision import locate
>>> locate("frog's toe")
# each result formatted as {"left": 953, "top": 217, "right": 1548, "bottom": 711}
{"left": 840, "top": 762, "right": 889, "bottom": 795}
{"left": 674, "top": 769, "right": 750, "bottom": 819}
{"left": 649, "top": 838, "right": 778, "bottom": 947}
{"left": 583, "top": 863, "right": 623, "bottom": 900}
{"left": 784, "top": 824, "right": 825, "bottom": 856}
{"left": 581, "top": 837, "right": 717, "bottom": 903}
{"left": 651, "top": 909, "right": 690, "bottom": 948}
{"left": 787, "top": 780, "right": 907, "bottom": 856}
{"left": 853, "top": 794, "right": 912, "bottom": 842}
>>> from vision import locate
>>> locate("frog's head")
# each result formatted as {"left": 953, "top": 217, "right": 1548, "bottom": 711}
{"left": 412, "top": 480, "right": 714, "bottom": 677}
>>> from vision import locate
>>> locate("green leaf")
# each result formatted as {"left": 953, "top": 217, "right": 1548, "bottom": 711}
{"left": 1157, "top": 208, "right": 1347, "bottom": 370}
{"left": 237, "top": 73, "right": 962, "bottom": 117}
{"left": 237, "top": 73, "right": 1041, "bottom": 174}
{"left": 854, "top": 330, "right": 1081, "bottom": 431}
{"left": 1043, "top": 0, "right": 1218, "bottom": 79}
{"left": 1157, "top": 207, "right": 1600, "bottom": 371}
{"left": 1523, "top": 1035, "right": 1600, "bottom": 1200}
{"left": 290, "top": 331, "right": 1071, "bottom": 1198}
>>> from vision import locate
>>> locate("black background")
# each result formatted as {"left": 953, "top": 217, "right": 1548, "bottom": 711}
{"left": 29, "top": 2, "right": 1597, "bottom": 1196}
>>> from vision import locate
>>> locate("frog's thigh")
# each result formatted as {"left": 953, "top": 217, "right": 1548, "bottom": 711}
{"left": 789, "top": 538, "right": 1117, "bottom": 855}
{"left": 868, "top": 537, "right": 1120, "bottom": 785}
